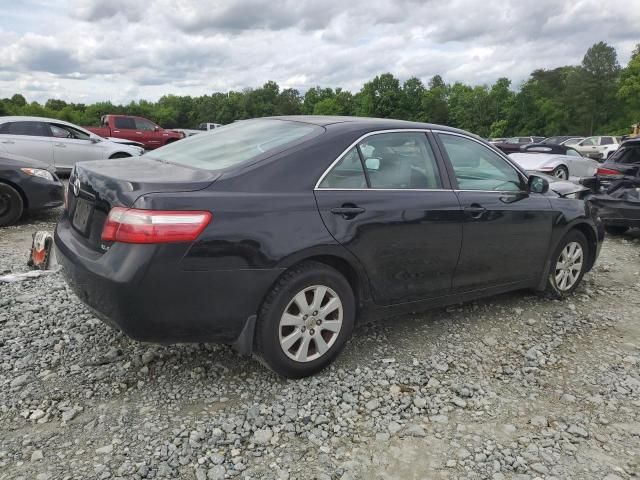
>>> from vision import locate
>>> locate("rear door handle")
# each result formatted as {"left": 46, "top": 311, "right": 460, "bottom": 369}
{"left": 331, "top": 206, "right": 365, "bottom": 219}
{"left": 1, "top": 140, "right": 15, "bottom": 144}
{"left": 54, "top": 143, "right": 66, "bottom": 148}
{"left": 464, "top": 203, "right": 486, "bottom": 219}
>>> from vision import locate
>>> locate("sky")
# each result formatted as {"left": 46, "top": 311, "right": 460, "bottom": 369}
{"left": 0, "top": 0, "right": 638, "bottom": 104}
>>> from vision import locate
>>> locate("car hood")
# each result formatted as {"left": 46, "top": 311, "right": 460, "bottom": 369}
{"left": 97, "top": 138, "right": 143, "bottom": 154}
{"left": 509, "top": 153, "right": 557, "bottom": 170}
{"left": 0, "top": 152, "right": 54, "bottom": 171}
{"left": 531, "top": 173, "right": 590, "bottom": 197}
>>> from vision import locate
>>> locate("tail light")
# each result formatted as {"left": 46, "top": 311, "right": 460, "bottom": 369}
{"left": 101, "top": 208, "right": 212, "bottom": 244}
{"left": 596, "top": 167, "right": 623, "bottom": 178}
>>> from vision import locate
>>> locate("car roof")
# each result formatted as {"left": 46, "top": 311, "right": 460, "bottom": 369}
{"left": 0, "top": 115, "right": 75, "bottom": 126}
{"left": 268, "top": 115, "right": 468, "bottom": 133}
{"left": 621, "top": 137, "right": 640, "bottom": 146}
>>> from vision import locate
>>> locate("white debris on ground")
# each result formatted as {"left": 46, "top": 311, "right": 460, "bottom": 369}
{"left": 1, "top": 207, "right": 640, "bottom": 480}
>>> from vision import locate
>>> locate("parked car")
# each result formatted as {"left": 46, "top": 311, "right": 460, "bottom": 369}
{"left": 0, "top": 152, "right": 63, "bottom": 226}
{"left": 589, "top": 137, "right": 640, "bottom": 235}
{"left": 510, "top": 148, "right": 598, "bottom": 180}
{"left": 55, "top": 117, "right": 604, "bottom": 378}
{"left": 493, "top": 136, "right": 546, "bottom": 154}
{"left": 574, "top": 136, "right": 622, "bottom": 160}
{"left": 0, "top": 116, "right": 144, "bottom": 174}
{"left": 85, "top": 115, "right": 184, "bottom": 150}
{"left": 198, "top": 123, "right": 222, "bottom": 131}
{"left": 539, "top": 136, "right": 585, "bottom": 146}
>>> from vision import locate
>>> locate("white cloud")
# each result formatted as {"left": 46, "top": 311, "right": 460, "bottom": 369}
{"left": 0, "top": 0, "right": 637, "bottom": 103}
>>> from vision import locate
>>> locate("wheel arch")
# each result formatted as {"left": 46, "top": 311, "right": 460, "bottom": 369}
{"left": 108, "top": 151, "right": 132, "bottom": 159}
{"left": 570, "top": 221, "right": 598, "bottom": 271}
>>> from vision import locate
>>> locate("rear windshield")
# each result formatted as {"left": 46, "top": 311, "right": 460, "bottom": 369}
{"left": 145, "top": 119, "right": 322, "bottom": 170}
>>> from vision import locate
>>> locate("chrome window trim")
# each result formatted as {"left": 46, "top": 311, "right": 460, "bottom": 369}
{"left": 314, "top": 128, "right": 441, "bottom": 191}
{"left": 317, "top": 188, "right": 453, "bottom": 192}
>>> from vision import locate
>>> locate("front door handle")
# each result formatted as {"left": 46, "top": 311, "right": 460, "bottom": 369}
{"left": 464, "top": 203, "right": 486, "bottom": 219}
{"left": 331, "top": 205, "right": 365, "bottom": 219}
{"left": 1, "top": 140, "right": 15, "bottom": 144}
{"left": 54, "top": 143, "right": 66, "bottom": 148}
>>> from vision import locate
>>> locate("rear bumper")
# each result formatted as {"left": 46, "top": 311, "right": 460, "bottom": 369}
{"left": 589, "top": 196, "right": 640, "bottom": 228}
{"left": 55, "top": 217, "right": 284, "bottom": 343}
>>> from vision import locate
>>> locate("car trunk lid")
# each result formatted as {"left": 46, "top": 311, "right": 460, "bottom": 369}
{"left": 67, "top": 157, "right": 219, "bottom": 251}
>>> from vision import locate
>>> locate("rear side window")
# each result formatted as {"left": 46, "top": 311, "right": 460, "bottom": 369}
{"left": 438, "top": 133, "right": 523, "bottom": 191}
{"left": 0, "top": 121, "right": 51, "bottom": 136}
{"left": 319, "top": 148, "right": 367, "bottom": 188}
{"left": 114, "top": 117, "right": 136, "bottom": 129}
{"left": 601, "top": 137, "right": 613, "bottom": 145}
{"left": 358, "top": 132, "right": 442, "bottom": 189}
{"left": 146, "top": 119, "right": 321, "bottom": 170}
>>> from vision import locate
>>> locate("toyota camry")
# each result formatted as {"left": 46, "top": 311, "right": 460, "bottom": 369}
{"left": 55, "top": 116, "right": 604, "bottom": 378}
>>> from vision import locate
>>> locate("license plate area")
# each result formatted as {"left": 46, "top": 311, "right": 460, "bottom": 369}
{"left": 72, "top": 198, "right": 94, "bottom": 235}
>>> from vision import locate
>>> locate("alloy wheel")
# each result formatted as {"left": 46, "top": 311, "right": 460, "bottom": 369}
{"left": 554, "top": 241, "right": 583, "bottom": 291}
{"left": 554, "top": 168, "right": 568, "bottom": 179}
{"left": 278, "top": 285, "right": 343, "bottom": 362}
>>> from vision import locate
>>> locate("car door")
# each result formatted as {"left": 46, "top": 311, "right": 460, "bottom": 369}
{"left": 134, "top": 118, "right": 162, "bottom": 148}
{"left": 50, "top": 123, "right": 103, "bottom": 170}
{"left": 0, "top": 121, "right": 53, "bottom": 164}
{"left": 314, "top": 131, "right": 463, "bottom": 305}
{"left": 112, "top": 117, "right": 139, "bottom": 143}
{"left": 435, "top": 132, "right": 554, "bottom": 291}
{"left": 565, "top": 148, "right": 596, "bottom": 177}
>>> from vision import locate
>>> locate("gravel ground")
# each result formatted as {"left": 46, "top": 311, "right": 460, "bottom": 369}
{"left": 1, "top": 207, "right": 640, "bottom": 480}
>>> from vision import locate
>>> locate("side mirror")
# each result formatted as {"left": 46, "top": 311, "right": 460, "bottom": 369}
{"left": 528, "top": 175, "right": 549, "bottom": 194}
{"left": 154, "top": 126, "right": 160, "bottom": 132}
{"left": 365, "top": 158, "right": 380, "bottom": 171}
{"left": 89, "top": 135, "right": 101, "bottom": 143}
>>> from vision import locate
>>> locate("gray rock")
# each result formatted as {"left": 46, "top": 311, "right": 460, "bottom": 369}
{"left": 567, "top": 425, "right": 589, "bottom": 438}
{"left": 95, "top": 444, "right": 113, "bottom": 455}
{"left": 10, "top": 374, "right": 29, "bottom": 388}
{"left": 252, "top": 427, "right": 273, "bottom": 445}
{"left": 207, "top": 465, "right": 226, "bottom": 480}
{"left": 402, "top": 424, "right": 426, "bottom": 437}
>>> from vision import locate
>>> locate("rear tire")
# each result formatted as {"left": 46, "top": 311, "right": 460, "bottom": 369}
{"left": 544, "top": 230, "right": 589, "bottom": 299}
{"left": 551, "top": 165, "right": 569, "bottom": 180}
{"left": 0, "top": 183, "right": 24, "bottom": 227}
{"left": 605, "top": 225, "right": 629, "bottom": 236}
{"left": 255, "top": 261, "right": 355, "bottom": 378}
{"left": 109, "top": 152, "right": 131, "bottom": 159}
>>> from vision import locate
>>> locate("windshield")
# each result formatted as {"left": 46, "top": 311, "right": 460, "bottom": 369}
{"left": 146, "top": 119, "right": 322, "bottom": 170}
{"left": 542, "top": 136, "right": 564, "bottom": 144}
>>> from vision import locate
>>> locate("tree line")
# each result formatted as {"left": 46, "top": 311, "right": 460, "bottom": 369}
{"left": 1, "top": 41, "right": 639, "bottom": 139}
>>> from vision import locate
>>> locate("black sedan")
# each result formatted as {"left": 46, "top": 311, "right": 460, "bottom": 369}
{"left": 0, "top": 153, "right": 64, "bottom": 226}
{"left": 55, "top": 117, "right": 604, "bottom": 378}
{"left": 590, "top": 137, "right": 640, "bottom": 235}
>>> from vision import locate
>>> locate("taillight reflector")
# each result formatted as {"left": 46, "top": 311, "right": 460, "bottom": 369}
{"left": 596, "top": 167, "right": 622, "bottom": 177}
{"left": 101, "top": 208, "right": 212, "bottom": 244}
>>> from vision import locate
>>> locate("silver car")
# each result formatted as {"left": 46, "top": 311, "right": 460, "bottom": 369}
{"left": 509, "top": 151, "right": 598, "bottom": 181}
{"left": 0, "top": 116, "right": 144, "bottom": 174}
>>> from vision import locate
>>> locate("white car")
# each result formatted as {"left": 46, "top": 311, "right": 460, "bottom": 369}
{"left": 0, "top": 116, "right": 144, "bottom": 173}
{"left": 509, "top": 151, "right": 598, "bottom": 182}
{"left": 574, "top": 136, "right": 622, "bottom": 161}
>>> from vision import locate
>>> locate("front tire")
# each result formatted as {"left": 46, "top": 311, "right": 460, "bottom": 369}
{"left": 0, "top": 183, "right": 24, "bottom": 227}
{"left": 544, "top": 230, "right": 589, "bottom": 298}
{"left": 551, "top": 165, "right": 569, "bottom": 180}
{"left": 255, "top": 261, "right": 355, "bottom": 378}
{"left": 605, "top": 225, "right": 629, "bottom": 236}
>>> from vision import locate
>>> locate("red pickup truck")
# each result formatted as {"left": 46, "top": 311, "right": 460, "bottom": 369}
{"left": 85, "top": 115, "right": 184, "bottom": 150}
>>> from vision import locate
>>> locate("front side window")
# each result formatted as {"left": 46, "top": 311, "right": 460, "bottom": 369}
{"left": 438, "top": 133, "right": 523, "bottom": 192}
{"left": 564, "top": 138, "right": 581, "bottom": 146}
{"left": 146, "top": 118, "right": 321, "bottom": 171}
{"left": 319, "top": 148, "right": 367, "bottom": 188}
{"left": 114, "top": 117, "right": 136, "bottom": 129}
{"left": 580, "top": 137, "right": 597, "bottom": 146}
{"left": 600, "top": 137, "right": 613, "bottom": 145}
{"left": 505, "top": 137, "right": 520, "bottom": 144}
{"left": 49, "top": 124, "right": 91, "bottom": 140}
{"left": 357, "top": 132, "right": 442, "bottom": 189}
{"left": 135, "top": 118, "right": 156, "bottom": 131}
{"left": 566, "top": 148, "right": 582, "bottom": 157}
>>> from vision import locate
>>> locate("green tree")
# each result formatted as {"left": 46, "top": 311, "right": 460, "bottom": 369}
{"left": 355, "top": 73, "right": 402, "bottom": 118}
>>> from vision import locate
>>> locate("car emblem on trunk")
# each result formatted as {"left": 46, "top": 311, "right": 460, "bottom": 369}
{"left": 72, "top": 177, "right": 81, "bottom": 197}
